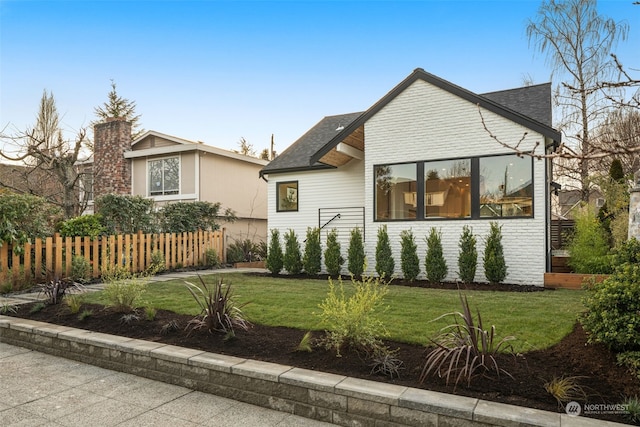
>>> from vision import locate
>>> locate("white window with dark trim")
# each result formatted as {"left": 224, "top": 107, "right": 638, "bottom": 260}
{"left": 148, "top": 157, "right": 179, "bottom": 196}
{"left": 374, "top": 154, "right": 533, "bottom": 221}
{"left": 276, "top": 181, "right": 298, "bottom": 212}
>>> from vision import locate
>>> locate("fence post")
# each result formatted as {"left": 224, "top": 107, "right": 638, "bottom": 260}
{"left": 23, "top": 242, "right": 32, "bottom": 285}
{"left": 35, "top": 238, "right": 43, "bottom": 282}
{"left": 54, "top": 233, "right": 62, "bottom": 279}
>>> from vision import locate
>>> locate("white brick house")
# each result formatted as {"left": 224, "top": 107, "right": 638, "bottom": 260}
{"left": 260, "top": 69, "right": 561, "bottom": 286}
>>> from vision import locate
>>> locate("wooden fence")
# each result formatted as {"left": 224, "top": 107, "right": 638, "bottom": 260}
{"left": 0, "top": 229, "right": 225, "bottom": 287}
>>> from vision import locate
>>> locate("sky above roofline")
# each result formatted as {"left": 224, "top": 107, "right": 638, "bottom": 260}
{"left": 1, "top": 0, "right": 638, "bottom": 156}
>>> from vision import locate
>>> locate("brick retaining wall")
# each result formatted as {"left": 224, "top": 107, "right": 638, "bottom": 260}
{"left": 0, "top": 316, "right": 622, "bottom": 427}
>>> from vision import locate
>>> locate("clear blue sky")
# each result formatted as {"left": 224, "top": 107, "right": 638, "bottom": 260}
{"left": 1, "top": 0, "right": 638, "bottom": 155}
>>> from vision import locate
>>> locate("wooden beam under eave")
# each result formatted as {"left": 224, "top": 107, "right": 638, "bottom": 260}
{"left": 317, "top": 125, "right": 365, "bottom": 167}
{"left": 319, "top": 149, "right": 352, "bottom": 167}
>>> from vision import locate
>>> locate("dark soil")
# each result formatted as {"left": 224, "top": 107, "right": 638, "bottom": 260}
{"left": 7, "top": 287, "right": 639, "bottom": 425}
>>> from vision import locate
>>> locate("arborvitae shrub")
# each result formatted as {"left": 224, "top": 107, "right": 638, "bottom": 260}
{"left": 375, "top": 225, "right": 395, "bottom": 279}
{"left": 283, "top": 229, "right": 303, "bottom": 274}
{"left": 303, "top": 227, "right": 322, "bottom": 276}
{"left": 483, "top": 222, "right": 507, "bottom": 284}
{"left": 324, "top": 229, "right": 344, "bottom": 277}
{"left": 348, "top": 227, "right": 366, "bottom": 277}
{"left": 266, "top": 229, "right": 283, "bottom": 274}
{"left": 400, "top": 229, "right": 420, "bottom": 281}
{"left": 567, "top": 208, "right": 612, "bottom": 274}
{"left": 425, "top": 227, "right": 447, "bottom": 283}
{"left": 458, "top": 225, "right": 477, "bottom": 283}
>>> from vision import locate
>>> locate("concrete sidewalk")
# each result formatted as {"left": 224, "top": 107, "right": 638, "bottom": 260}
{"left": 1, "top": 268, "right": 333, "bottom": 426}
{"left": 0, "top": 342, "right": 333, "bottom": 427}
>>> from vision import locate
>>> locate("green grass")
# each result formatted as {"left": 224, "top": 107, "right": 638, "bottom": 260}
{"left": 84, "top": 273, "right": 584, "bottom": 352}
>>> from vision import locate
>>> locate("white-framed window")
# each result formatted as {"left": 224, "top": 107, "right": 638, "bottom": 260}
{"left": 148, "top": 157, "right": 179, "bottom": 196}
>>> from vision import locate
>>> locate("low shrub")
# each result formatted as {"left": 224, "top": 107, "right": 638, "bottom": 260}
{"left": 581, "top": 263, "right": 640, "bottom": 352}
{"left": 420, "top": 292, "right": 516, "bottom": 388}
{"left": 78, "top": 309, "right": 93, "bottom": 321}
{"left": 400, "top": 229, "right": 420, "bottom": 281}
{"left": 149, "top": 250, "right": 166, "bottom": 273}
{"left": 184, "top": 275, "right": 250, "bottom": 336}
{"left": 425, "top": 227, "right": 447, "bottom": 283}
{"left": 347, "top": 227, "right": 366, "bottom": 277}
{"left": 324, "top": 229, "right": 344, "bottom": 277}
{"left": 317, "top": 275, "right": 389, "bottom": 357}
{"left": 266, "top": 229, "right": 284, "bottom": 274}
{"left": 103, "top": 278, "right": 148, "bottom": 313}
{"left": 617, "top": 351, "right": 640, "bottom": 379}
{"left": 58, "top": 214, "right": 105, "bottom": 238}
{"left": 567, "top": 207, "right": 612, "bottom": 274}
{"left": 204, "top": 248, "right": 220, "bottom": 268}
{"left": 375, "top": 225, "right": 394, "bottom": 279}
{"left": 283, "top": 229, "right": 303, "bottom": 274}
{"left": 484, "top": 222, "right": 508, "bottom": 284}
{"left": 303, "top": 227, "right": 322, "bottom": 276}
{"left": 71, "top": 255, "right": 91, "bottom": 283}
{"left": 458, "top": 225, "right": 477, "bottom": 283}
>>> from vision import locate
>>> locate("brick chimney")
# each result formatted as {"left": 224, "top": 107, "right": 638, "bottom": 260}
{"left": 93, "top": 117, "right": 132, "bottom": 198}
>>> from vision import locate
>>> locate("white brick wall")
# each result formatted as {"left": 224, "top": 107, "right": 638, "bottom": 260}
{"left": 364, "top": 80, "right": 548, "bottom": 286}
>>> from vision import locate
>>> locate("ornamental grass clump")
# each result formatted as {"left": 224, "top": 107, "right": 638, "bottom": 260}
{"left": 318, "top": 275, "right": 389, "bottom": 357}
{"left": 420, "top": 292, "right": 516, "bottom": 389}
{"left": 543, "top": 375, "right": 588, "bottom": 408}
{"left": 184, "top": 275, "right": 250, "bottom": 336}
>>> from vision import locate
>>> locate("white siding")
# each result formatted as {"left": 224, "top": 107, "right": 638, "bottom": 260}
{"left": 364, "top": 79, "right": 548, "bottom": 286}
{"left": 266, "top": 159, "right": 364, "bottom": 273}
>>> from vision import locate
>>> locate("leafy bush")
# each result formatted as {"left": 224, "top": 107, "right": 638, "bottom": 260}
{"left": 204, "top": 248, "right": 220, "bottom": 268}
{"left": 100, "top": 263, "right": 134, "bottom": 282}
{"left": 184, "top": 275, "right": 250, "bottom": 335}
{"left": 103, "top": 278, "right": 148, "bottom": 313}
{"left": 95, "top": 194, "right": 156, "bottom": 234}
{"left": 283, "top": 229, "right": 303, "bottom": 274}
{"left": 617, "top": 351, "right": 640, "bottom": 379}
{"left": 59, "top": 214, "right": 105, "bottom": 238}
{"left": 227, "top": 239, "right": 261, "bottom": 264}
{"left": 425, "top": 228, "right": 447, "bottom": 283}
{"left": 581, "top": 263, "right": 640, "bottom": 352}
{"left": 324, "top": 229, "right": 344, "bottom": 277}
{"left": 317, "top": 275, "right": 389, "bottom": 356}
{"left": 400, "top": 229, "right": 420, "bottom": 281}
{"left": 375, "top": 225, "right": 394, "bottom": 279}
{"left": 420, "top": 293, "right": 516, "bottom": 388}
{"left": 483, "top": 222, "right": 508, "bottom": 284}
{"left": 0, "top": 192, "right": 61, "bottom": 254}
{"left": 266, "top": 229, "right": 283, "bottom": 274}
{"left": 158, "top": 201, "right": 236, "bottom": 233}
{"left": 71, "top": 255, "right": 91, "bottom": 283}
{"left": 303, "top": 227, "right": 322, "bottom": 276}
{"left": 567, "top": 207, "right": 612, "bottom": 274}
{"left": 612, "top": 237, "right": 640, "bottom": 267}
{"left": 149, "top": 250, "right": 166, "bottom": 273}
{"left": 347, "top": 227, "right": 366, "bottom": 277}
{"left": 458, "top": 225, "right": 477, "bottom": 283}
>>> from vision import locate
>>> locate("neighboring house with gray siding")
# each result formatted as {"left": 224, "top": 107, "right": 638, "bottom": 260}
{"left": 89, "top": 119, "right": 268, "bottom": 256}
{"left": 260, "top": 68, "right": 561, "bottom": 286}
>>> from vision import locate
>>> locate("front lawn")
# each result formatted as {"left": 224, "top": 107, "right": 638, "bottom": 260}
{"left": 83, "top": 273, "right": 583, "bottom": 352}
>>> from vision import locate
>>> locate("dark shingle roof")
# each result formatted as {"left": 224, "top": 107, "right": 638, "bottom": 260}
{"left": 261, "top": 69, "right": 559, "bottom": 177}
{"left": 260, "top": 112, "right": 363, "bottom": 175}
{"left": 481, "top": 83, "right": 552, "bottom": 126}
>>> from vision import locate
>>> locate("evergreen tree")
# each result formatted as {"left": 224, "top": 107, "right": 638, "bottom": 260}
{"left": 347, "top": 227, "right": 366, "bottom": 277}
{"left": 457, "top": 225, "right": 477, "bottom": 283}
{"left": 324, "top": 229, "right": 344, "bottom": 277}
{"left": 303, "top": 227, "right": 322, "bottom": 276}
{"left": 400, "top": 229, "right": 420, "bottom": 281}
{"left": 283, "top": 229, "right": 303, "bottom": 274}
{"left": 265, "top": 229, "right": 283, "bottom": 274}
{"left": 94, "top": 80, "right": 143, "bottom": 139}
{"left": 375, "top": 225, "right": 395, "bottom": 279}
{"left": 484, "top": 222, "right": 507, "bottom": 284}
{"left": 425, "top": 228, "right": 447, "bottom": 283}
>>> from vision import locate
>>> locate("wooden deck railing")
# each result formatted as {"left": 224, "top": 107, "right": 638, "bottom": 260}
{"left": 0, "top": 229, "right": 225, "bottom": 287}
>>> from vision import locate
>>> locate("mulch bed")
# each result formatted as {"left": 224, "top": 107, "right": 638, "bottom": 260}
{"left": 5, "top": 278, "right": 639, "bottom": 425}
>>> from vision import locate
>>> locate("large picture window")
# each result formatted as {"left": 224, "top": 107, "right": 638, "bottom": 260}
{"left": 149, "top": 157, "right": 179, "bottom": 196}
{"left": 424, "top": 159, "right": 471, "bottom": 218}
{"left": 479, "top": 155, "right": 533, "bottom": 217}
{"left": 375, "top": 163, "right": 417, "bottom": 220}
{"left": 277, "top": 181, "right": 298, "bottom": 212}
{"left": 374, "top": 154, "right": 533, "bottom": 221}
